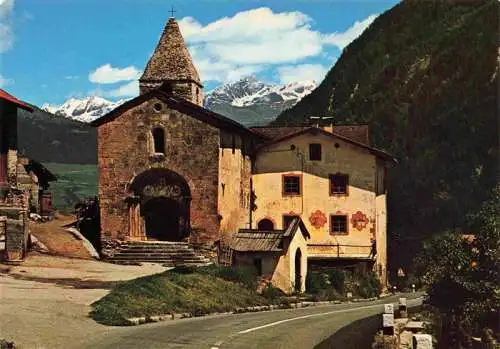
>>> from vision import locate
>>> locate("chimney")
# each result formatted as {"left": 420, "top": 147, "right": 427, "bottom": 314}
{"left": 322, "top": 123, "right": 334, "bottom": 134}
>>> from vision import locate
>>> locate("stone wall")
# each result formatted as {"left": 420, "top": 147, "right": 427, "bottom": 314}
{"left": 217, "top": 130, "right": 252, "bottom": 242}
{"left": 0, "top": 188, "right": 29, "bottom": 261}
{"left": 98, "top": 96, "right": 221, "bottom": 245}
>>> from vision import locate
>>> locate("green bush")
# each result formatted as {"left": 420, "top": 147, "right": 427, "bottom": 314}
{"left": 91, "top": 269, "right": 268, "bottom": 326}
{"left": 204, "top": 265, "right": 258, "bottom": 289}
{"left": 328, "top": 269, "right": 346, "bottom": 293}
{"left": 310, "top": 288, "right": 342, "bottom": 302}
{"left": 306, "top": 272, "right": 330, "bottom": 294}
{"left": 356, "top": 271, "right": 382, "bottom": 298}
{"left": 261, "top": 284, "right": 286, "bottom": 301}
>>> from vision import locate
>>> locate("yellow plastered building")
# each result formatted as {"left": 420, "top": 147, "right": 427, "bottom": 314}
{"left": 248, "top": 125, "right": 396, "bottom": 289}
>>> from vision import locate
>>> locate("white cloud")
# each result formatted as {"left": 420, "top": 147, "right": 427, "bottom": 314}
{"left": 100, "top": 80, "right": 139, "bottom": 98}
{"left": 178, "top": 8, "right": 321, "bottom": 82}
{"left": 65, "top": 75, "right": 79, "bottom": 80}
{"left": 277, "top": 64, "right": 328, "bottom": 84}
{"left": 0, "top": 74, "right": 12, "bottom": 87}
{"left": 0, "top": 0, "right": 14, "bottom": 52}
{"left": 88, "top": 64, "right": 141, "bottom": 84}
{"left": 177, "top": 8, "right": 377, "bottom": 84}
{"left": 322, "top": 14, "right": 377, "bottom": 50}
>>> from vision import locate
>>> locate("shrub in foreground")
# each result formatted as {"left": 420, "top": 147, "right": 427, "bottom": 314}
{"left": 90, "top": 267, "right": 267, "bottom": 326}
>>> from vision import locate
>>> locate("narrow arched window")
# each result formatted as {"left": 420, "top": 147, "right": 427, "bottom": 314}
{"left": 152, "top": 127, "right": 165, "bottom": 154}
{"left": 257, "top": 218, "right": 274, "bottom": 230}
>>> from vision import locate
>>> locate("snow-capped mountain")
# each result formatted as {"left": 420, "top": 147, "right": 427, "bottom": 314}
{"left": 42, "top": 96, "right": 126, "bottom": 123}
{"left": 205, "top": 76, "right": 316, "bottom": 126}
{"left": 43, "top": 77, "right": 315, "bottom": 126}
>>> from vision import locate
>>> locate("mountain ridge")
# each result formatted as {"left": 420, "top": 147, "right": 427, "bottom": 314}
{"left": 43, "top": 77, "right": 316, "bottom": 126}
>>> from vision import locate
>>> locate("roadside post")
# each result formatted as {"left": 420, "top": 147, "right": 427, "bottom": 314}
{"left": 399, "top": 297, "right": 408, "bottom": 318}
{"left": 346, "top": 292, "right": 352, "bottom": 301}
{"left": 412, "top": 334, "right": 432, "bottom": 349}
{"left": 383, "top": 303, "right": 395, "bottom": 335}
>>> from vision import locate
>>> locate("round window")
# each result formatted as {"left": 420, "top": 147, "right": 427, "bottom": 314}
{"left": 153, "top": 103, "right": 163, "bottom": 112}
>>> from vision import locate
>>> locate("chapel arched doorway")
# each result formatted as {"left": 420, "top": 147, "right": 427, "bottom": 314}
{"left": 141, "top": 197, "right": 180, "bottom": 241}
{"left": 295, "top": 248, "right": 302, "bottom": 292}
{"left": 128, "top": 169, "right": 191, "bottom": 241}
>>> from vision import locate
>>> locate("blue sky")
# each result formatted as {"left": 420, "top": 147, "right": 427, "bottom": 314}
{"left": 0, "top": 0, "right": 398, "bottom": 106}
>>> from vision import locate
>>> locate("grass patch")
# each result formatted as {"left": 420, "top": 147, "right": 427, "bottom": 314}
{"left": 43, "top": 163, "right": 97, "bottom": 212}
{"left": 90, "top": 266, "right": 269, "bottom": 326}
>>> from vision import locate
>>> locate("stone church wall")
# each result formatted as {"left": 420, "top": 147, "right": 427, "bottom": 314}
{"left": 98, "top": 97, "right": 221, "bottom": 245}
{"left": 217, "top": 131, "right": 252, "bottom": 242}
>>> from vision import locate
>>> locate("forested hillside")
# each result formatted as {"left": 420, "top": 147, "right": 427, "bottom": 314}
{"left": 275, "top": 1, "right": 499, "bottom": 271}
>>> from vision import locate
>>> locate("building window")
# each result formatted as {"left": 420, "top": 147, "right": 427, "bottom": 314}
{"left": 309, "top": 143, "right": 322, "bottom": 161}
{"left": 152, "top": 127, "right": 165, "bottom": 154}
{"left": 283, "top": 215, "right": 299, "bottom": 229}
{"left": 283, "top": 175, "right": 301, "bottom": 196}
{"left": 330, "top": 215, "right": 348, "bottom": 235}
{"left": 257, "top": 218, "right": 274, "bottom": 230}
{"left": 153, "top": 103, "right": 163, "bottom": 112}
{"left": 330, "top": 173, "right": 349, "bottom": 195}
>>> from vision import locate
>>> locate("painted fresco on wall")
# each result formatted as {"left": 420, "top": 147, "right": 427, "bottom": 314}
{"left": 351, "top": 211, "right": 369, "bottom": 231}
{"left": 309, "top": 210, "right": 327, "bottom": 229}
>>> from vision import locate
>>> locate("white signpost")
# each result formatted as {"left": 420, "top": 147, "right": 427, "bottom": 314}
{"left": 413, "top": 334, "right": 433, "bottom": 349}
{"left": 384, "top": 303, "right": 394, "bottom": 314}
{"left": 383, "top": 304, "right": 395, "bottom": 335}
{"left": 399, "top": 297, "right": 408, "bottom": 318}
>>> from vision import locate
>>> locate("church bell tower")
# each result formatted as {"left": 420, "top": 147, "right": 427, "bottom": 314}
{"left": 139, "top": 16, "right": 204, "bottom": 106}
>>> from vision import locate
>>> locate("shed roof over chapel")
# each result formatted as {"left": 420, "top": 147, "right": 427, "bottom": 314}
{"left": 140, "top": 17, "right": 201, "bottom": 86}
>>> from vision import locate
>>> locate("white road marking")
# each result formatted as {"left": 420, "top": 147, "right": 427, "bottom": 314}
{"left": 237, "top": 297, "right": 422, "bottom": 335}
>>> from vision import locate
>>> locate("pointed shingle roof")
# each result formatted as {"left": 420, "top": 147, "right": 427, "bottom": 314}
{"left": 140, "top": 18, "right": 201, "bottom": 85}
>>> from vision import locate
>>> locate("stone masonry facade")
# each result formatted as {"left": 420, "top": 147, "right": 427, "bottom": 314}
{"left": 0, "top": 95, "right": 31, "bottom": 262}
{"left": 98, "top": 97, "right": 221, "bottom": 245}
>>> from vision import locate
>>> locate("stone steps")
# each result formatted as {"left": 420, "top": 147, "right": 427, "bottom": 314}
{"left": 105, "top": 241, "right": 212, "bottom": 267}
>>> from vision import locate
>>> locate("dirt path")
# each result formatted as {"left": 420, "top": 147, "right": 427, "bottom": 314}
{"left": 29, "top": 214, "right": 91, "bottom": 259}
{"left": 0, "top": 253, "right": 169, "bottom": 349}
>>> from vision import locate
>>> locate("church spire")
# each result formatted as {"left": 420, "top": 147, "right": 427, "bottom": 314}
{"left": 139, "top": 17, "right": 202, "bottom": 103}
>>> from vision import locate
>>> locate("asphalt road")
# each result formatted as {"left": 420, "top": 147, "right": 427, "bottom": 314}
{"left": 80, "top": 293, "right": 422, "bottom": 349}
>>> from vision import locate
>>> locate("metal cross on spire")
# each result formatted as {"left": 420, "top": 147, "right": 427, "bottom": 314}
{"left": 169, "top": 5, "right": 176, "bottom": 18}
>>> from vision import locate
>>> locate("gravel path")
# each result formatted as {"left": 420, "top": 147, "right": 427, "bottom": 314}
{"left": 0, "top": 254, "right": 169, "bottom": 349}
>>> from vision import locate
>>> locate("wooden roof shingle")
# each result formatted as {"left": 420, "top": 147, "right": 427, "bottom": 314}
{"left": 231, "top": 217, "right": 310, "bottom": 252}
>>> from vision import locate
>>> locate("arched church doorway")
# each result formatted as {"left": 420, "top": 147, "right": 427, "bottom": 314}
{"left": 128, "top": 168, "right": 191, "bottom": 241}
{"left": 141, "top": 197, "right": 180, "bottom": 241}
{"left": 294, "top": 248, "right": 302, "bottom": 292}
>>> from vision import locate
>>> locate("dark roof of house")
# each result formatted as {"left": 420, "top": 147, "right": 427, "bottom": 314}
{"left": 231, "top": 230, "right": 285, "bottom": 252}
{"left": 250, "top": 125, "right": 369, "bottom": 145}
{"left": 140, "top": 17, "right": 201, "bottom": 86}
{"left": 91, "top": 88, "right": 263, "bottom": 139}
{"left": 24, "top": 159, "right": 57, "bottom": 182}
{"left": 254, "top": 126, "right": 397, "bottom": 163}
{"left": 231, "top": 217, "right": 310, "bottom": 252}
{"left": 0, "top": 89, "right": 33, "bottom": 112}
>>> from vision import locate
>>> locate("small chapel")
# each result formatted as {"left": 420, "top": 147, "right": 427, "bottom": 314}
{"left": 92, "top": 15, "right": 396, "bottom": 293}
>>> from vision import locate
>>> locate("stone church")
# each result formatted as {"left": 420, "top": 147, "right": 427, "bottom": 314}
{"left": 92, "top": 17, "right": 259, "bottom": 247}
{"left": 92, "top": 16, "right": 396, "bottom": 292}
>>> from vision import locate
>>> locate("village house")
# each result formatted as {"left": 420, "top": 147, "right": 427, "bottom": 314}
{"left": 249, "top": 125, "right": 396, "bottom": 288}
{"left": 92, "top": 16, "right": 396, "bottom": 292}
{"left": 0, "top": 89, "right": 33, "bottom": 262}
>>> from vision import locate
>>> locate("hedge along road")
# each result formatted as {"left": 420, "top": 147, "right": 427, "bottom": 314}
{"left": 80, "top": 293, "right": 422, "bottom": 349}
